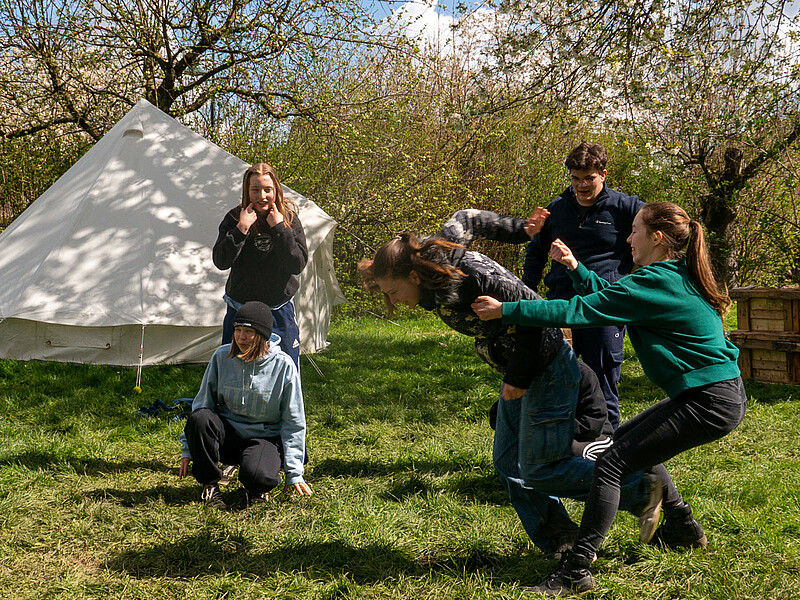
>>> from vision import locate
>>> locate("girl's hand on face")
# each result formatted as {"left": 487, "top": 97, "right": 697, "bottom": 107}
{"left": 265, "top": 205, "right": 283, "bottom": 228}
{"left": 500, "top": 383, "right": 526, "bottom": 400}
{"left": 550, "top": 238, "right": 578, "bottom": 270}
{"left": 471, "top": 295, "right": 503, "bottom": 321}
{"left": 237, "top": 203, "right": 258, "bottom": 234}
{"left": 286, "top": 481, "right": 313, "bottom": 496}
{"left": 524, "top": 207, "right": 551, "bottom": 238}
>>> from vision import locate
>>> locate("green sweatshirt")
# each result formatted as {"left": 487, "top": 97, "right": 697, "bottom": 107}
{"left": 502, "top": 260, "right": 740, "bottom": 398}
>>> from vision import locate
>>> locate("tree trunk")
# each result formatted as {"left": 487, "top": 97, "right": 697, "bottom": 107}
{"left": 699, "top": 147, "right": 743, "bottom": 288}
{"left": 699, "top": 192, "right": 737, "bottom": 287}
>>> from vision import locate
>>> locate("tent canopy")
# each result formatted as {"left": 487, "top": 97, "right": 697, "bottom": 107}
{"left": 0, "top": 100, "right": 344, "bottom": 366}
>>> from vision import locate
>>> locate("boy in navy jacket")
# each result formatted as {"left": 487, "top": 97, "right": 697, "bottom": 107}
{"left": 523, "top": 142, "right": 644, "bottom": 428}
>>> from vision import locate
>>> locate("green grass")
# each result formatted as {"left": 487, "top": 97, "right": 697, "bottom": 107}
{"left": 0, "top": 313, "right": 798, "bottom": 599}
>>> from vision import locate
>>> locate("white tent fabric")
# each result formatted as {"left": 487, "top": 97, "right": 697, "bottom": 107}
{"left": 0, "top": 99, "right": 345, "bottom": 366}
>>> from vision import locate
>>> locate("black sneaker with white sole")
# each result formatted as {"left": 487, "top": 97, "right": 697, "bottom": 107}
{"left": 201, "top": 484, "right": 226, "bottom": 509}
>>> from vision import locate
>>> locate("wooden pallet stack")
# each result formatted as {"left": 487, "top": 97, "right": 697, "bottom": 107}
{"left": 728, "top": 287, "right": 800, "bottom": 385}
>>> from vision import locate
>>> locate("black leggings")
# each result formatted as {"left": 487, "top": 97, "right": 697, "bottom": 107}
{"left": 185, "top": 408, "right": 283, "bottom": 494}
{"left": 573, "top": 377, "right": 747, "bottom": 559}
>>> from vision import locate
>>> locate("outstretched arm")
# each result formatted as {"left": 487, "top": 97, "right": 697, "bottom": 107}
{"left": 524, "top": 207, "right": 551, "bottom": 238}
{"left": 438, "top": 209, "right": 530, "bottom": 247}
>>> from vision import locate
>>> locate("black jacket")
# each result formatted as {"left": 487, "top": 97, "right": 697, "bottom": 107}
{"left": 523, "top": 184, "right": 644, "bottom": 299}
{"left": 213, "top": 206, "right": 308, "bottom": 307}
{"left": 419, "top": 210, "right": 563, "bottom": 389}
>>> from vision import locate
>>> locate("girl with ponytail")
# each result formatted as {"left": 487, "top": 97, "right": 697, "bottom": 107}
{"left": 472, "top": 201, "right": 746, "bottom": 596}
{"left": 637, "top": 201, "right": 730, "bottom": 316}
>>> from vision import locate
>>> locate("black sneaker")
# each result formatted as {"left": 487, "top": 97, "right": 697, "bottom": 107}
{"left": 249, "top": 491, "right": 270, "bottom": 506}
{"left": 522, "top": 550, "right": 595, "bottom": 596}
{"left": 651, "top": 504, "right": 708, "bottom": 549}
{"left": 638, "top": 472, "right": 664, "bottom": 543}
{"left": 200, "top": 484, "right": 226, "bottom": 509}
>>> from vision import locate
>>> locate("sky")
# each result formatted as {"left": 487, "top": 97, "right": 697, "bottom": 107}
{"left": 370, "top": 0, "right": 465, "bottom": 54}
{"left": 368, "top": 0, "right": 800, "bottom": 75}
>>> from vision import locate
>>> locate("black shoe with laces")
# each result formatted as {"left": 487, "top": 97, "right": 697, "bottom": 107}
{"left": 200, "top": 484, "right": 226, "bottom": 509}
{"left": 522, "top": 550, "right": 595, "bottom": 596}
{"left": 650, "top": 503, "right": 708, "bottom": 549}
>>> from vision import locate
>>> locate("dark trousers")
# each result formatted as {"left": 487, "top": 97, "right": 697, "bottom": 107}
{"left": 184, "top": 408, "right": 283, "bottom": 495}
{"left": 571, "top": 325, "right": 625, "bottom": 428}
{"left": 572, "top": 376, "right": 747, "bottom": 560}
{"left": 223, "top": 300, "right": 301, "bottom": 370}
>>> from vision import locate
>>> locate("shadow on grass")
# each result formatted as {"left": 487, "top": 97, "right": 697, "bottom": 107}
{"left": 83, "top": 485, "right": 268, "bottom": 510}
{"left": 311, "top": 457, "right": 490, "bottom": 478}
{"left": 103, "top": 533, "right": 550, "bottom": 585}
{"left": 445, "top": 471, "right": 510, "bottom": 505}
{"left": 743, "top": 379, "right": 800, "bottom": 403}
{"left": 379, "top": 471, "right": 509, "bottom": 506}
{"left": 0, "top": 450, "right": 170, "bottom": 475}
{"left": 83, "top": 484, "right": 201, "bottom": 508}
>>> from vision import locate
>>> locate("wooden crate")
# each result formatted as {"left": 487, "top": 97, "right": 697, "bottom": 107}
{"left": 728, "top": 287, "right": 800, "bottom": 384}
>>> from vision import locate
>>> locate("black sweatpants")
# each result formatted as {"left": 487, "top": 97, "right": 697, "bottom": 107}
{"left": 185, "top": 408, "right": 283, "bottom": 495}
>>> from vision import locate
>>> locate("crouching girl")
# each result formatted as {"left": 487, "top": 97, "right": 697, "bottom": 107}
{"left": 179, "top": 301, "right": 311, "bottom": 507}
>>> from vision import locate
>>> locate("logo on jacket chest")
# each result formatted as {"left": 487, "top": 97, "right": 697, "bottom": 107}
{"left": 253, "top": 233, "right": 274, "bottom": 253}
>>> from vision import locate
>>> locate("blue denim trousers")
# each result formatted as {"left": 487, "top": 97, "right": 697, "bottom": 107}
{"left": 493, "top": 341, "right": 651, "bottom": 553}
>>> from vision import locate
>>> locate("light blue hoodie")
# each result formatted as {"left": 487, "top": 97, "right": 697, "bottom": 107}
{"left": 180, "top": 333, "right": 306, "bottom": 485}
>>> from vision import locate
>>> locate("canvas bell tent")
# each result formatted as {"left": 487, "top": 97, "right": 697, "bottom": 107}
{"left": 0, "top": 100, "right": 345, "bottom": 366}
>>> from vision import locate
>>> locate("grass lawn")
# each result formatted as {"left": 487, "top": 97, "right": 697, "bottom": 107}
{"left": 0, "top": 312, "right": 798, "bottom": 599}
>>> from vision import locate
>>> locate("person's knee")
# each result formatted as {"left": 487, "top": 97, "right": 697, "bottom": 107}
{"left": 238, "top": 466, "right": 281, "bottom": 493}
{"left": 593, "top": 448, "right": 626, "bottom": 481}
{"left": 186, "top": 408, "right": 219, "bottom": 434}
{"left": 521, "top": 462, "right": 549, "bottom": 486}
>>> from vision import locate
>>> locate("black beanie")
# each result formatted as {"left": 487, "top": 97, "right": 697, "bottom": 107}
{"left": 232, "top": 301, "right": 273, "bottom": 340}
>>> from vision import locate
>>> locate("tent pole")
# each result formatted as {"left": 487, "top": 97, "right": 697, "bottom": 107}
{"left": 135, "top": 324, "right": 146, "bottom": 389}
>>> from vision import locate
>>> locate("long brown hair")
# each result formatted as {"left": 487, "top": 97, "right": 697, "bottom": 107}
{"left": 638, "top": 202, "right": 731, "bottom": 316}
{"left": 241, "top": 163, "right": 297, "bottom": 228}
{"left": 227, "top": 331, "right": 270, "bottom": 362}
{"left": 358, "top": 233, "right": 465, "bottom": 311}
